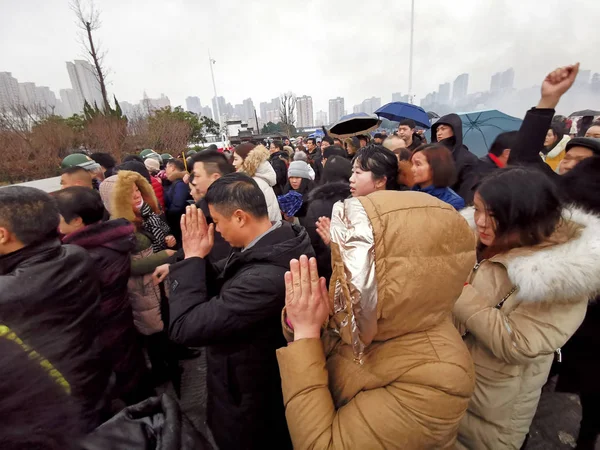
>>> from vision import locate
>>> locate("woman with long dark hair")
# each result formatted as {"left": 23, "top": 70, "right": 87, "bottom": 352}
{"left": 454, "top": 167, "right": 600, "bottom": 449}
{"left": 411, "top": 143, "right": 465, "bottom": 209}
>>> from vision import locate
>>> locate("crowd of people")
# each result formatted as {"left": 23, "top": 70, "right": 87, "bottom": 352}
{"left": 1, "top": 63, "right": 600, "bottom": 450}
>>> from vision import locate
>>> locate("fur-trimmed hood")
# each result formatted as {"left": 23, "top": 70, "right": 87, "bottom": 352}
{"left": 104, "top": 171, "right": 160, "bottom": 223}
{"left": 461, "top": 207, "right": 600, "bottom": 303}
{"left": 240, "top": 145, "right": 270, "bottom": 178}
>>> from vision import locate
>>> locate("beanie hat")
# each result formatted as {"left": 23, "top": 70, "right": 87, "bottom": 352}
{"left": 566, "top": 137, "right": 600, "bottom": 156}
{"left": 277, "top": 191, "right": 303, "bottom": 217}
{"left": 99, "top": 175, "right": 118, "bottom": 214}
{"left": 288, "top": 161, "right": 311, "bottom": 179}
{"left": 144, "top": 158, "right": 160, "bottom": 173}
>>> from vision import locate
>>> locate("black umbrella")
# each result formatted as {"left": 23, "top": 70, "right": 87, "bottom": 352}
{"left": 427, "top": 111, "right": 440, "bottom": 119}
{"left": 328, "top": 113, "right": 382, "bottom": 138}
{"left": 569, "top": 109, "right": 600, "bottom": 117}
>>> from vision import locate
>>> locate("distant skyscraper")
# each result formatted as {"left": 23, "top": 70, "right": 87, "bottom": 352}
{"left": 328, "top": 97, "right": 345, "bottom": 124}
{"left": 575, "top": 69, "right": 591, "bottom": 88}
{"left": 360, "top": 97, "right": 381, "bottom": 114}
{"left": 60, "top": 89, "right": 79, "bottom": 117}
{"left": 490, "top": 72, "right": 502, "bottom": 92}
{"left": 353, "top": 104, "right": 361, "bottom": 114}
{"left": 242, "top": 98, "right": 255, "bottom": 122}
{"left": 392, "top": 92, "right": 403, "bottom": 102}
{"left": 501, "top": 68, "right": 515, "bottom": 90}
{"left": 34, "top": 86, "right": 57, "bottom": 110}
{"left": 18, "top": 82, "right": 37, "bottom": 108}
{"left": 142, "top": 93, "right": 171, "bottom": 112}
{"left": 592, "top": 73, "right": 600, "bottom": 93}
{"left": 296, "top": 95, "right": 314, "bottom": 128}
{"left": 259, "top": 102, "right": 269, "bottom": 121}
{"left": 438, "top": 83, "right": 451, "bottom": 104}
{"left": 201, "top": 106, "right": 213, "bottom": 120}
{"left": 66, "top": 60, "right": 103, "bottom": 111}
{"left": 453, "top": 73, "right": 469, "bottom": 102}
{"left": 0, "top": 72, "right": 20, "bottom": 110}
{"left": 212, "top": 96, "right": 227, "bottom": 123}
{"left": 186, "top": 96, "right": 202, "bottom": 114}
{"left": 233, "top": 104, "right": 244, "bottom": 119}
{"left": 315, "top": 110, "right": 328, "bottom": 127}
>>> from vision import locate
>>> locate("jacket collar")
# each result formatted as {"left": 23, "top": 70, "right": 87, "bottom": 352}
{"left": 461, "top": 207, "right": 600, "bottom": 303}
{"left": 487, "top": 153, "right": 505, "bottom": 168}
{"left": 0, "top": 238, "right": 62, "bottom": 275}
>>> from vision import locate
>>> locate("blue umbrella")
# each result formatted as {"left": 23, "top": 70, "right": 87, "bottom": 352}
{"left": 308, "top": 128, "right": 325, "bottom": 139}
{"left": 375, "top": 102, "right": 431, "bottom": 128}
{"left": 426, "top": 110, "right": 522, "bottom": 157}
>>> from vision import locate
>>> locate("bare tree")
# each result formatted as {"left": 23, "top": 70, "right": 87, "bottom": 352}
{"left": 70, "top": 0, "right": 111, "bottom": 112}
{"left": 279, "top": 92, "right": 297, "bottom": 137}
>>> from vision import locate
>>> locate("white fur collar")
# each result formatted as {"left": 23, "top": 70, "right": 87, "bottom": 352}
{"left": 460, "top": 207, "right": 600, "bottom": 303}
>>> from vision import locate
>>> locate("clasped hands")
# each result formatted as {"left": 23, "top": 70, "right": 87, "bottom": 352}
{"left": 285, "top": 255, "right": 330, "bottom": 341}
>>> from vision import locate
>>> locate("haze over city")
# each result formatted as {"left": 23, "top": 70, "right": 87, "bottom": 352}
{"left": 1, "top": 0, "right": 599, "bottom": 122}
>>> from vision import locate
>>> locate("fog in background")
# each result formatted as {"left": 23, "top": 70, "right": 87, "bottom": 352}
{"left": 1, "top": 0, "right": 598, "bottom": 118}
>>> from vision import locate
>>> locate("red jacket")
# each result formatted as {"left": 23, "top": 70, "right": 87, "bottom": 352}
{"left": 150, "top": 176, "right": 165, "bottom": 210}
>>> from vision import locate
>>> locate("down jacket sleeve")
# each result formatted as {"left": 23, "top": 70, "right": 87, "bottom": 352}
{"left": 168, "top": 257, "right": 285, "bottom": 347}
{"left": 454, "top": 284, "right": 587, "bottom": 365}
{"left": 277, "top": 337, "right": 472, "bottom": 450}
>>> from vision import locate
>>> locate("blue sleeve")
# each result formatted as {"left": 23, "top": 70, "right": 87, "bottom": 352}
{"left": 167, "top": 182, "right": 190, "bottom": 214}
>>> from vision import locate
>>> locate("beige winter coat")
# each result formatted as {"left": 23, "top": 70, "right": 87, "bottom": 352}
{"left": 454, "top": 208, "right": 600, "bottom": 449}
{"left": 277, "top": 191, "right": 477, "bottom": 449}
{"left": 239, "top": 145, "right": 282, "bottom": 222}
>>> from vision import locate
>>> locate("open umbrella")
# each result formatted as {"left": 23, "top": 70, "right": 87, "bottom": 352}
{"left": 328, "top": 113, "right": 381, "bottom": 138}
{"left": 308, "top": 128, "right": 325, "bottom": 139}
{"left": 375, "top": 102, "right": 431, "bottom": 128}
{"left": 426, "top": 109, "right": 522, "bottom": 158}
{"left": 427, "top": 111, "right": 440, "bottom": 119}
{"left": 569, "top": 109, "right": 600, "bottom": 117}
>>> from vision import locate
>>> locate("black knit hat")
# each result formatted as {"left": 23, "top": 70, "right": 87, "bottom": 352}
{"left": 566, "top": 137, "right": 600, "bottom": 156}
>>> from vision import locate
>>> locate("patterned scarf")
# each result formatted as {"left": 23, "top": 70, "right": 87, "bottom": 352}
{"left": 140, "top": 202, "right": 170, "bottom": 252}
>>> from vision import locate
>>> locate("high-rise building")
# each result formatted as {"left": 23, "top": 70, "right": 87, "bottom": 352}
{"left": 201, "top": 106, "right": 213, "bottom": 119}
{"left": 185, "top": 96, "right": 202, "bottom": 114}
{"left": 296, "top": 95, "right": 314, "bottom": 128}
{"left": 119, "top": 101, "right": 135, "bottom": 118}
{"left": 142, "top": 93, "right": 171, "bottom": 112}
{"left": 591, "top": 73, "right": 600, "bottom": 93}
{"left": 212, "top": 96, "right": 227, "bottom": 124}
{"left": 66, "top": 60, "right": 104, "bottom": 111}
{"left": 438, "top": 83, "right": 451, "bottom": 104}
{"left": 501, "top": 68, "right": 515, "bottom": 90}
{"left": 575, "top": 69, "right": 591, "bottom": 88}
{"left": 18, "top": 82, "right": 37, "bottom": 108}
{"left": 0, "top": 72, "right": 20, "bottom": 110}
{"left": 60, "top": 89, "right": 80, "bottom": 117}
{"left": 353, "top": 104, "right": 361, "bottom": 114}
{"left": 242, "top": 98, "right": 255, "bottom": 122}
{"left": 392, "top": 92, "right": 403, "bottom": 102}
{"left": 453, "top": 73, "right": 469, "bottom": 102}
{"left": 34, "top": 86, "right": 57, "bottom": 112}
{"left": 360, "top": 97, "right": 381, "bottom": 114}
{"left": 315, "top": 110, "right": 328, "bottom": 127}
{"left": 328, "top": 97, "right": 345, "bottom": 124}
{"left": 233, "top": 104, "right": 244, "bottom": 119}
{"left": 259, "top": 101, "right": 269, "bottom": 121}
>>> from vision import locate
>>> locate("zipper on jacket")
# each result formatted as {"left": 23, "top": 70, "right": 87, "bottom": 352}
{"left": 556, "top": 348, "right": 562, "bottom": 363}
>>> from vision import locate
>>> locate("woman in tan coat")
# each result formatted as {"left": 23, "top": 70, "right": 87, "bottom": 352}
{"left": 454, "top": 167, "right": 600, "bottom": 449}
{"left": 278, "top": 190, "right": 477, "bottom": 449}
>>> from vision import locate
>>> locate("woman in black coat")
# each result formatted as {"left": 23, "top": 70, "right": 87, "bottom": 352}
{"left": 303, "top": 156, "right": 352, "bottom": 283}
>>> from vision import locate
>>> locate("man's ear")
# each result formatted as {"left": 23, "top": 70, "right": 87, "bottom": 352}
{"left": 211, "top": 173, "right": 221, "bottom": 182}
{"left": 233, "top": 209, "right": 247, "bottom": 226}
{"left": 71, "top": 216, "right": 84, "bottom": 229}
{"left": 0, "top": 226, "right": 10, "bottom": 245}
{"left": 502, "top": 148, "right": 511, "bottom": 159}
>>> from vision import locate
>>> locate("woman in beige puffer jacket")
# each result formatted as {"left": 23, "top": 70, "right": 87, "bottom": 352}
{"left": 454, "top": 167, "right": 600, "bottom": 450}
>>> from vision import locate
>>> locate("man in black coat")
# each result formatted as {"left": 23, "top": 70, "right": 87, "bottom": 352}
{"left": 431, "top": 113, "right": 479, "bottom": 203}
{"left": 0, "top": 186, "right": 111, "bottom": 431}
{"left": 167, "top": 173, "right": 315, "bottom": 450}
{"left": 475, "top": 131, "right": 519, "bottom": 185}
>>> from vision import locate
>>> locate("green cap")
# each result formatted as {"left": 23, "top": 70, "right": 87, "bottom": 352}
{"left": 61, "top": 153, "right": 101, "bottom": 171}
{"left": 160, "top": 153, "right": 174, "bottom": 161}
{"left": 186, "top": 150, "right": 197, "bottom": 157}
{"left": 139, "top": 148, "right": 155, "bottom": 158}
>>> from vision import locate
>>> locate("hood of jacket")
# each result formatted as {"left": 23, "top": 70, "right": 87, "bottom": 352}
{"left": 461, "top": 206, "right": 600, "bottom": 303}
{"left": 62, "top": 218, "right": 136, "bottom": 255}
{"left": 104, "top": 171, "right": 160, "bottom": 223}
{"left": 223, "top": 221, "right": 314, "bottom": 278}
{"left": 328, "top": 190, "right": 476, "bottom": 360}
{"left": 241, "top": 145, "right": 270, "bottom": 178}
{"left": 431, "top": 113, "right": 464, "bottom": 151}
{"left": 254, "top": 161, "right": 277, "bottom": 187}
{"left": 546, "top": 134, "right": 571, "bottom": 159}
{"left": 307, "top": 181, "right": 350, "bottom": 203}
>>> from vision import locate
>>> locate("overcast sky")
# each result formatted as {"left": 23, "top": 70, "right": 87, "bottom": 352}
{"left": 1, "top": 0, "right": 598, "bottom": 115}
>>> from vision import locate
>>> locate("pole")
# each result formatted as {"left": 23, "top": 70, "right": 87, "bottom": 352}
{"left": 254, "top": 108, "right": 260, "bottom": 135}
{"left": 408, "top": 0, "right": 415, "bottom": 104}
{"left": 208, "top": 50, "right": 221, "bottom": 126}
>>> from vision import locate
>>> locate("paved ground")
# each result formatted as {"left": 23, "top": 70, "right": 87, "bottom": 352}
{"left": 170, "top": 360, "right": 597, "bottom": 450}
